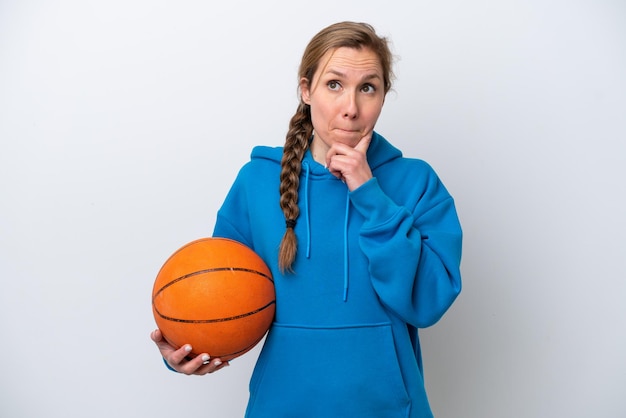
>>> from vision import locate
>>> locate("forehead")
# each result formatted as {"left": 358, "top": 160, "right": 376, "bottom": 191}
{"left": 316, "top": 46, "right": 383, "bottom": 78}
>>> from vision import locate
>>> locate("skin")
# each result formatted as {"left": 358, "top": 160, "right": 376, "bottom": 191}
{"left": 150, "top": 46, "right": 386, "bottom": 375}
{"left": 302, "top": 46, "right": 386, "bottom": 191}
{"left": 150, "top": 329, "right": 229, "bottom": 375}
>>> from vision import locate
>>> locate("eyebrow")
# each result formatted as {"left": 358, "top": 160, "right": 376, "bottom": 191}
{"left": 325, "top": 69, "right": 382, "bottom": 82}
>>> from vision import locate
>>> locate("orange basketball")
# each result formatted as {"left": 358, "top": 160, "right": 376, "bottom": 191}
{"left": 152, "top": 237, "right": 275, "bottom": 361}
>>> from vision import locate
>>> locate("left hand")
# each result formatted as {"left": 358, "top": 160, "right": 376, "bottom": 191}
{"left": 326, "top": 135, "right": 373, "bottom": 191}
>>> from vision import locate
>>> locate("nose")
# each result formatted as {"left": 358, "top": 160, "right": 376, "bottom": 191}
{"left": 342, "top": 92, "right": 358, "bottom": 119}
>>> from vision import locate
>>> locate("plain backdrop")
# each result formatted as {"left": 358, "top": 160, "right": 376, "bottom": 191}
{"left": 1, "top": 1, "right": 625, "bottom": 417}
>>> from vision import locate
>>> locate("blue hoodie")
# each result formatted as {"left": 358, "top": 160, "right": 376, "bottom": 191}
{"left": 213, "top": 132, "right": 462, "bottom": 418}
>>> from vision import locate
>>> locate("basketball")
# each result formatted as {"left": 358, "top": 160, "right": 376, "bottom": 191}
{"left": 152, "top": 237, "right": 275, "bottom": 361}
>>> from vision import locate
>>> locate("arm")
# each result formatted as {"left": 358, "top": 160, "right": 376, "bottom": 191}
{"left": 350, "top": 173, "right": 462, "bottom": 328}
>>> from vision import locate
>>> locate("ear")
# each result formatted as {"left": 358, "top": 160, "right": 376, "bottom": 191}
{"left": 300, "top": 77, "right": 311, "bottom": 105}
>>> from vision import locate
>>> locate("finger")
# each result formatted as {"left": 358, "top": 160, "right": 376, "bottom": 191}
{"left": 151, "top": 329, "right": 177, "bottom": 355}
{"left": 325, "top": 143, "right": 352, "bottom": 172}
{"left": 325, "top": 150, "right": 341, "bottom": 179}
{"left": 325, "top": 161, "right": 344, "bottom": 180}
{"left": 353, "top": 134, "right": 372, "bottom": 154}
{"left": 211, "top": 359, "right": 230, "bottom": 373}
{"left": 184, "top": 355, "right": 230, "bottom": 376}
{"left": 179, "top": 351, "right": 211, "bottom": 375}
{"left": 166, "top": 344, "right": 194, "bottom": 369}
{"left": 203, "top": 358, "right": 230, "bottom": 374}
{"left": 326, "top": 143, "right": 366, "bottom": 172}
{"left": 326, "top": 135, "right": 370, "bottom": 165}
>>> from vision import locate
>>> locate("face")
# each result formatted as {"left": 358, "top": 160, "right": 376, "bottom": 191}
{"left": 301, "top": 47, "right": 385, "bottom": 157}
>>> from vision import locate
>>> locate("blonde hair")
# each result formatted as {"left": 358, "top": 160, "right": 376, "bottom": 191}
{"left": 278, "top": 21, "right": 395, "bottom": 273}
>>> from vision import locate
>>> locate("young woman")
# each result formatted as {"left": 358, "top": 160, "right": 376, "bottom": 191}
{"left": 152, "top": 21, "right": 463, "bottom": 417}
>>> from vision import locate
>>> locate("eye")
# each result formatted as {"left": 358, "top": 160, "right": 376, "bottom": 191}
{"left": 361, "top": 83, "right": 376, "bottom": 94}
{"left": 327, "top": 80, "right": 341, "bottom": 91}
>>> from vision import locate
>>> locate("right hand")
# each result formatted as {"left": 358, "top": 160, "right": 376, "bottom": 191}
{"left": 150, "top": 329, "right": 229, "bottom": 375}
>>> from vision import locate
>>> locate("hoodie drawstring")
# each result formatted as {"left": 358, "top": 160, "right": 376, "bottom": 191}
{"left": 303, "top": 162, "right": 311, "bottom": 259}
{"left": 342, "top": 192, "right": 350, "bottom": 302}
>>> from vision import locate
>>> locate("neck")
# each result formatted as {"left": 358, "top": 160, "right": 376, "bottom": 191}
{"left": 309, "top": 133, "right": 329, "bottom": 165}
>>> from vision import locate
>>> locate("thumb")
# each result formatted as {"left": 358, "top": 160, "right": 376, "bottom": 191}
{"left": 151, "top": 329, "right": 164, "bottom": 343}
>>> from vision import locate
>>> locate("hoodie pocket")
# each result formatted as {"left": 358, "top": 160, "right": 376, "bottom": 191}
{"left": 246, "top": 323, "right": 411, "bottom": 418}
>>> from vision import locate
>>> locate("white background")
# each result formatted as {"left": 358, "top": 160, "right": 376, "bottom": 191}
{"left": 1, "top": 1, "right": 625, "bottom": 417}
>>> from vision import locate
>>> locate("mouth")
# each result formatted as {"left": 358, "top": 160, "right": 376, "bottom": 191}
{"left": 334, "top": 128, "right": 361, "bottom": 135}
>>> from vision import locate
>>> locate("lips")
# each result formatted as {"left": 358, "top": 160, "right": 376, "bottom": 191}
{"left": 334, "top": 128, "right": 360, "bottom": 135}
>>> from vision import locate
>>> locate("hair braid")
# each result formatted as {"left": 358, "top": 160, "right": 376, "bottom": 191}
{"left": 278, "top": 103, "right": 313, "bottom": 273}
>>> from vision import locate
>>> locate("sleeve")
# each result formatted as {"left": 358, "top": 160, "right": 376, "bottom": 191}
{"left": 211, "top": 166, "right": 253, "bottom": 247}
{"left": 349, "top": 171, "right": 462, "bottom": 328}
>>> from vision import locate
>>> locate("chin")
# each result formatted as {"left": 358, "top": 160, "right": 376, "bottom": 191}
{"left": 332, "top": 131, "right": 362, "bottom": 144}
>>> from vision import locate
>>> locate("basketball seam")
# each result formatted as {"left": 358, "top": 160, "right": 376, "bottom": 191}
{"left": 153, "top": 300, "right": 276, "bottom": 324}
{"left": 218, "top": 333, "right": 267, "bottom": 359}
{"left": 152, "top": 266, "right": 274, "bottom": 302}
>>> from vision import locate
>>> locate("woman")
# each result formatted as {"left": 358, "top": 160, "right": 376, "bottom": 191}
{"left": 152, "top": 21, "right": 462, "bottom": 417}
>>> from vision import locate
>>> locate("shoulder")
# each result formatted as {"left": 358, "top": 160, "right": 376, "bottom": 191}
{"left": 378, "top": 153, "right": 440, "bottom": 183}
{"left": 236, "top": 145, "right": 282, "bottom": 173}
{"left": 369, "top": 132, "right": 437, "bottom": 178}
{"left": 250, "top": 145, "right": 284, "bottom": 163}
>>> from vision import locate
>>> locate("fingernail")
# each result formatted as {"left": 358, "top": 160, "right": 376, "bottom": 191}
{"left": 214, "top": 360, "right": 222, "bottom": 366}
{"left": 201, "top": 354, "right": 210, "bottom": 363}
{"left": 184, "top": 345, "right": 192, "bottom": 352}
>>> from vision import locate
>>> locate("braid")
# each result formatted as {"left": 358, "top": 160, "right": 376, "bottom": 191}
{"left": 278, "top": 103, "right": 313, "bottom": 273}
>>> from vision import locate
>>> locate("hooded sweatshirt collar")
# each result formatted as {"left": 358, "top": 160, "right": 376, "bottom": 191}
{"left": 251, "top": 131, "right": 402, "bottom": 169}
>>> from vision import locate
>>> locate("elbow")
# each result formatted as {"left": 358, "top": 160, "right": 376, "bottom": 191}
{"left": 415, "top": 280, "right": 462, "bottom": 328}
